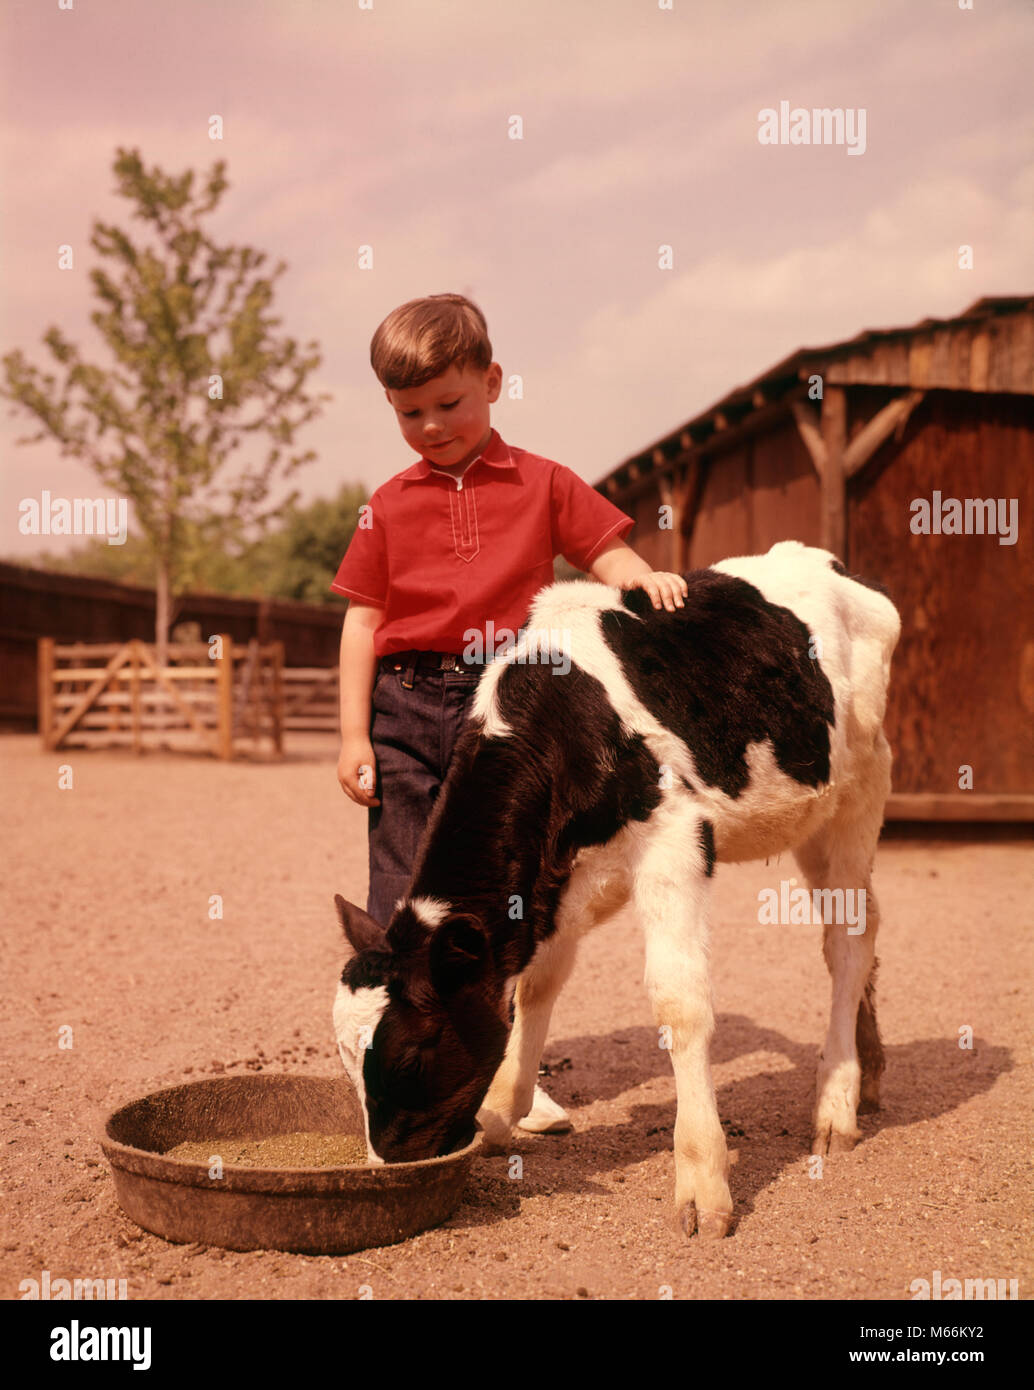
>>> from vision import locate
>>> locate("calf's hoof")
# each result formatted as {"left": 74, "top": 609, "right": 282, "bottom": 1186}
{"left": 811, "top": 1124, "right": 860, "bottom": 1156}
{"left": 476, "top": 1106, "right": 514, "bottom": 1155}
{"left": 478, "top": 1135, "right": 509, "bottom": 1157}
{"left": 679, "top": 1203, "right": 732, "bottom": 1240}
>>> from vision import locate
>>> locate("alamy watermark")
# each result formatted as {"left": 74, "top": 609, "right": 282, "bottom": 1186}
{"left": 757, "top": 101, "right": 867, "bottom": 156}
{"left": 463, "top": 621, "right": 571, "bottom": 675}
{"left": 757, "top": 878, "right": 866, "bottom": 934}
{"left": 910, "top": 491, "right": 1017, "bottom": 546}
{"left": 18, "top": 491, "right": 128, "bottom": 546}
{"left": 49, "top": 1322, "right": 150, "bottom": 1371}
{"left": 20, "top": 1269, "right": 128, "bottom": 1300}
{"left": 910, "top": 1269, "right": 1019, "bottom": 1300}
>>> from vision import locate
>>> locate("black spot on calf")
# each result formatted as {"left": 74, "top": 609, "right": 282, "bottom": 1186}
{"left": 699, "top": 819, "right": 716, "bottom": 877}
{"left": 603, "top": 572, "right": 835, "bottom": 798}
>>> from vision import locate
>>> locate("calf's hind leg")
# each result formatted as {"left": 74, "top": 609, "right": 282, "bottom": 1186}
{"left": 805, "top": 894, "right": 880, "bottom": 1153}
{"left": 795, "top": 737, "right": 890, "bottom": 1154}
{"left": 635, "top": 806, "right": 732, "bottom": 1239}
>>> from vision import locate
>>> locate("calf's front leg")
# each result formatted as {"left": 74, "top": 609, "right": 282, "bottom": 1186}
{"left": 477, "top": 927, "right": 578, "bottom": 1150}
{"left": 478, "top": 863, "right": 629, "bottom": 1150}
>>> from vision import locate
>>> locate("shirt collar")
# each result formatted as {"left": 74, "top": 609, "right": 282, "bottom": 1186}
{"left": 398, "top": 428, "right": 517, "bottom": 482}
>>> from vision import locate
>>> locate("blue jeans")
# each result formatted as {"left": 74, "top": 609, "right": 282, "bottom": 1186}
{"left": 366, "top": 654, "right": 482, "bottom": 925}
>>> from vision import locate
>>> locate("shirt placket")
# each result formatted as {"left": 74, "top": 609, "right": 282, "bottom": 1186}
{"left": 446, "top": 473, "right": 480, "bottom": 562}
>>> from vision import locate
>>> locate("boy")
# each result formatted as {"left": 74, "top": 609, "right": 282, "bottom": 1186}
{"left": 331, "top": 294, "right": 687, "bottom": 1132}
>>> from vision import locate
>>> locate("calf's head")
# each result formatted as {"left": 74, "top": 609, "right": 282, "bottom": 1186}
{"left": 333, "top": 894, "right": 509, "bottom": 1163}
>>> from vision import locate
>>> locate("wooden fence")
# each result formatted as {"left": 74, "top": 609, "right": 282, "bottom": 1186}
{"left": 37, "top": 636, "right": 283, "bottom": 759}
{"left": 280, "top": 667, "right": 339, "bottom": 733}
{"left": 1, "top": 561, "right": 343, "bottom": 729}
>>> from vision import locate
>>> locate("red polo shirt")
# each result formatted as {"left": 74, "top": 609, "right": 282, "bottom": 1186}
{"left": 329, "top": 429, "right": 634, "bottom": 657}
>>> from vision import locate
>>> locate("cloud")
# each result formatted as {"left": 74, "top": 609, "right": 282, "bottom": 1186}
{"left": 563, "top": 164, "right": 1034, "bottom": 459}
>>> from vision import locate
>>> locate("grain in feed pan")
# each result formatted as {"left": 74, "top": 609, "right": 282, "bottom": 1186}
{"left": 99, "top": 1074, "right": 481, "bottom": 1255}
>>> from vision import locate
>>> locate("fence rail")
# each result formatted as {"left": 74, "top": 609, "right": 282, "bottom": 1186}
{"left": 37, "top": 636, "right": 284, "bottom": 759}
{"left": 280, "top": 667, "right": 339, "bottom": 732}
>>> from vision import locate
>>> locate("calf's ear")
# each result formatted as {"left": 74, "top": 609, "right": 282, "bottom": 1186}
{"left": 428, "top": 915, "right": 489, "bottom": 997}
{"left": 335, "top": 894, "right": 387, "bottom": 954}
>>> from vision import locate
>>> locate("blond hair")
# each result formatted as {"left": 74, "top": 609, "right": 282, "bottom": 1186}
{"left": 370, "top": 293, "right": 493, "bottom": 390}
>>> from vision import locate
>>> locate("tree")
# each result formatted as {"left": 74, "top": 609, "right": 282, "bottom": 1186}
{"left": 1, "top": 147, "right": 331, "bottom": 662}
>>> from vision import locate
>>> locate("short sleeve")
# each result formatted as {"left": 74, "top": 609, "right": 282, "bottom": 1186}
{"left": 550, "top": 464, "right": 635, "bottom": 570}
{"left": 329, "top": 495, "right": 388, "bottom": 605}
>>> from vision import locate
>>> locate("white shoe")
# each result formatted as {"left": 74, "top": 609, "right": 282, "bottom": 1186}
{"left": 516, "top": 1084, "right": 572, "bottom": 1133}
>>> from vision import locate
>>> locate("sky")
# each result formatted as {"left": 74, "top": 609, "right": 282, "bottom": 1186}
{"left": 2, "top": 0, "right": 1032, "bottom": 561}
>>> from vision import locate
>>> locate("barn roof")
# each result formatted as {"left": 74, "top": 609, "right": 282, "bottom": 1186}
{"left": 598, "top": 295, "right": 1034, "bottom": 496}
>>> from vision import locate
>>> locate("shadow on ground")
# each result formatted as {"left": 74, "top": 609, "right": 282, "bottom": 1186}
{"left": 447, "top": 1017, "right": 1011, "bottom": 1235}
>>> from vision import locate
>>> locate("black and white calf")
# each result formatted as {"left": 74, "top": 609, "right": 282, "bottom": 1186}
{"left": 334, "top": 541, "right": 900, "bottom": 1238}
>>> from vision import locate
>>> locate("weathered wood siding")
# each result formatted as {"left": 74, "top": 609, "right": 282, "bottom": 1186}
{"left": 849, "top": 390, "right": 1034, "bottom": 796}
{"left": 687, "top": 416, "right": 820, "bottom": 567}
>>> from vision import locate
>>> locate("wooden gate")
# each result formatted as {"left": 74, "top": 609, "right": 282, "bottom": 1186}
{"left": 37, "top": 636, "right": 283, "bottom": 759}
{"left": 279, "top": 667, "right": 339, "bottom": 733}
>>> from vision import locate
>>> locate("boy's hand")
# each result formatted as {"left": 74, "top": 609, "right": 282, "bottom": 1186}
{"left": 622, "top": 570, "right": 688, "bottom": 612}
{"left": 338, "top": 736, "right": 380, "bottom": 807}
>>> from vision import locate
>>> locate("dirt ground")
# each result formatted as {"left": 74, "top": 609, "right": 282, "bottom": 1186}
{"left": 2, "top": 732, "right": 1031, "bottom": 1302}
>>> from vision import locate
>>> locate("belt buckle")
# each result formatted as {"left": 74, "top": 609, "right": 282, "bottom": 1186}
{"left": 440, "top": 653, "right": 457, "bottom": 672}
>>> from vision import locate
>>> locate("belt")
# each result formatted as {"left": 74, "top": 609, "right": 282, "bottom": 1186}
{"left": 381, "top": 649, "right": 485, "bottom": 688}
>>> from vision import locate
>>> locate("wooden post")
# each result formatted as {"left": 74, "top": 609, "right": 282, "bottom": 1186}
{"left": 130, "top": 641, "right": 142, "bottom": 755}
{"left": 38, "top": 637, "right": 55, "bottom": 750}
{"left": 271, "top": 642, "right": 284, "bottom": 755}
{"left": 789, "top": 400, "right": 826, "bottom": 480}
{"left": 670, "top": 494, "right": 682, "bottom": 573}
{"left": 216, "top": 634, "right": 234, "bottom": 760}
{"left": 110, "top": 639, "right": 121, "bottom": 736}
{"left": 820, "top": 386, "right": 847, "bottom": 561}
{"left": 236, "top": 638, "right": 259, "bottom": 739}
{"left": 657, "top": 476, "right": 681, "bottom": 572}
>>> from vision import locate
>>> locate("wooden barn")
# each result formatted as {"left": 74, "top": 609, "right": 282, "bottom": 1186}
{"left": 596, "top": 295, "right": 1034, "bottom": 821}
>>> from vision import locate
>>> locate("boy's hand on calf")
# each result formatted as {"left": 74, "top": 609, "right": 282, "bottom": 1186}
{"left": 588, "top": 541, "right": 686, "bottom": 610}
{"left": 338, "top": 736, "right": 380, "bottom": 807}
{"left": 623, "top": 570, "right": 688, "bottom": 612}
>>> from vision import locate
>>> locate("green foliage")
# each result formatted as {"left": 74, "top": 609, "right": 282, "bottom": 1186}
{"left": 1, "top": 147, "right": 333, "bottom": 641}
{"left": 242, "top": 483, "right": 366, "bottom": 603}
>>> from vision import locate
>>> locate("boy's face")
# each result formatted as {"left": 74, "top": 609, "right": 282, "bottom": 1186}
{"left": 386, "top": 362, "right": 502, "bottom": 472}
